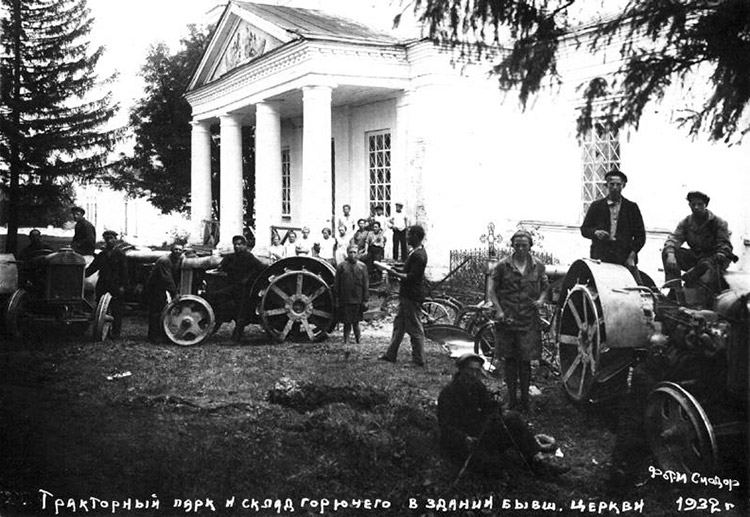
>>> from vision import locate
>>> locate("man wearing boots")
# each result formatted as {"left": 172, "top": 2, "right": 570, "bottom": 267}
{"left": 438, "top": 353, "right": 569, "bottom": 478}
{"left": 333, "top": 245, "right": 369, "bottom": 344}
{"left": 207, "top": 235, "right": 266, "bottom": 342}
{"left": 378, "top": 225, "right": 428, "bottom": 366}
{"left": 489, "top": 230, "right": 548, "bottom": 412}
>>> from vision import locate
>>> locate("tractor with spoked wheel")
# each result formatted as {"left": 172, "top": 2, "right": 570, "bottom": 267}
{"left": 555, "top": 257, "right": 748, "bottom": 476}
{"left": 161, "top": 255, "right": 337, "bottom": 346}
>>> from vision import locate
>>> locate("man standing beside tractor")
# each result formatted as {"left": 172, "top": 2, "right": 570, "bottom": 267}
{"left": 580, "top": 170, "right": 646, "bottom": 280}
{"left": 85, "top": 230, "right": 128, "bottom": 340}
{"left": 143, "top": 243, "right": 184, "bottom": 343}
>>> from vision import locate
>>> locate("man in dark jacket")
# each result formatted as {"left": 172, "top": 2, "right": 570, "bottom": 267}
{"left": 70, "top": 206, "right": 96, "bottom": 256}
{"left": 207, "top": 235, "right": 266, "bottom": 342}
{"left": 438, "top": 353, "right": 569, "bottom": 478}
{"left": 580, "top": 170, "right": 645, "bottom": 268}
{"left": 18, "top": 229, "right": 52, "bottom": 261}
{"left": 333, "top": 245, "right": 369, "bottom": 344}
{"left": 144, "top": 243, "right": 184, "bottom": 342}
{"left": 85, "top": 230, "right": 128, "bottom": 339}
{"left": 379, "top": 225, "right": 428, "bottom": 366}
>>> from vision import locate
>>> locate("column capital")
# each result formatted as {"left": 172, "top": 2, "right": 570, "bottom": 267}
{"left": 255, "top": 100, "right": 282, "bottom": 115}
{"left": 302, "top": 83, "right": 334, "bottom": 98}
{"left": 190, "top": 119, "right": 211, "bottom": 132}
{"left": 219, "top": 113, "right": 243, "bottom": 127}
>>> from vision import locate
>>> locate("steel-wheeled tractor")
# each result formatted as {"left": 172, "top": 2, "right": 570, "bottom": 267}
{"left": 555, "top": 258, "right": 748, "bottom": 475}
{"left": 161, "top": 255, "right": 336, "bottom": 346}
{"left": 4, "top": 248, "right": 115, "bottom": 340}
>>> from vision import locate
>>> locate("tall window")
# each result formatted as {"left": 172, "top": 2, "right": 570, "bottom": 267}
{"left": 281, "top": 147, "right": 291, "bottom": 217}
{"left": 367, "top": 130, "right": 391, "bottom": 216}
{"left": 581, "top": 123, "right": 620, "bottom": 215}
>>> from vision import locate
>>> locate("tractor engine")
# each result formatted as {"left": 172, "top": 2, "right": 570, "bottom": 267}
{"left": 650, "top": 291, "right": 748, "bottom": 400}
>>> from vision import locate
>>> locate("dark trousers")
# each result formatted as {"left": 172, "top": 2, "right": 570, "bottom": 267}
{"left": 460, "top": 411, "right": 541, "bottom": 476}
{"left": 366, "top": 245, "right": 384, "bottom": 273}
{"left": 110, "top": 296, "right": 124, "bottom": 338}
{"left": 97, "top": 289, "right": 124, "bottom": 338}
{"left": 147, "top": 289, "right": 169, "bottom": 341}
{"left": 384, "top": 297, "right": 425, "bottom": 364}
{"left": 392, "top": 229, "right": 407, "bottom": 261}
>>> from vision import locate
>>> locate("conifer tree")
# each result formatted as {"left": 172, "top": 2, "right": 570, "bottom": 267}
{"left": 0, "top": 0, "right": 119, "bottom": 253}
{"left": 405, "top": 0, "right": 749, "bottom": 144}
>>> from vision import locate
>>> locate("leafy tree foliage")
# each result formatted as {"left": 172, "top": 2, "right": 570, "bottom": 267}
{"left": 406, "top": 0, "right": 749, "bottom": 144}
{"left": 109, "top": 26, "right": 209, "bottom": 214}
{"left": 111, "top": 24, "right": 257, "bottom": 230}
{"left": 0, "top": 0, "right": 119, "bottom": 253}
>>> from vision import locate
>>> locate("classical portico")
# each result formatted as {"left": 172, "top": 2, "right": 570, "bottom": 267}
{"left": 185, "top": 1, "right": 410, "bottom": 250}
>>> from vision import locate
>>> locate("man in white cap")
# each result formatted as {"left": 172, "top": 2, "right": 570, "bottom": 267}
{"left": 437, "top": 352, "right": 569, "bottom": 478}
{"left": 388, "top": 202, "right": 409, "bottom": 261}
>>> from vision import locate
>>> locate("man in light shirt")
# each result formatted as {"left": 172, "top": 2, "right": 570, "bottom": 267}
{"left": 580, "top": 170, "right": 645, "bottom": 268}
{"left": 388, "top": 201, "right": 409, "bottom": 261}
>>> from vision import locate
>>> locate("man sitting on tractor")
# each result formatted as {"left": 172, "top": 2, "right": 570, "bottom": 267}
{"left": 206, "top": 235, "right": 266, "bottom": 342}
{"left": 662, "top": 191, "right": 737, "bottom": 300}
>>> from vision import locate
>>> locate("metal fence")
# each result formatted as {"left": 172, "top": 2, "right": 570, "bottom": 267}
{"left": 445, "top": 247, "right": 561, "bottom": 304}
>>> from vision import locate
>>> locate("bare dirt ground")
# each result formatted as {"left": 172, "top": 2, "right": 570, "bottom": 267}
{"left": 0, "top": 311, "right": 747, "bottom": 517}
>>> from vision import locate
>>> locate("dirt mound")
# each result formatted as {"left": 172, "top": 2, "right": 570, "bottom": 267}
{"left": 268, "top": 377, "right": 389, "bottom": 412}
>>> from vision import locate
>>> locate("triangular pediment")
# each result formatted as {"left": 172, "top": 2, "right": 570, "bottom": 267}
{"left": 209, "top": 19, "right": 283, "bottom": 82}
{"left": 188, "top": 3, "right": 295, "bottom": 91}
{"left": 187, "top": 1, "right": 401, "bottom": 92}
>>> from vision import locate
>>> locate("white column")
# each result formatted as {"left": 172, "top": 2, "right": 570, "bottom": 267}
{"left": 219, "top": 113, "right": 244, "bottom": 248}
{"left": 301, "top": 85, "right": 333, "bottom": 231}
{"left": 255, "top": 101, "right": 282, "bottom": 251}
{"left": 190, "top": 120, "right": 212, "bottom": 245}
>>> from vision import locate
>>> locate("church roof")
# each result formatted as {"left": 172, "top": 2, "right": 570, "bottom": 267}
{"left": 232, "top": 2, "right": 399, "bottom": 45}
{"left": 187, "top": 1, "right": 402, "bottom": 92}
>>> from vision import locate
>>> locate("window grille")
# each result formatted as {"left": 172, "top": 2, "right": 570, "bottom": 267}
{"left": 581, "top": 124, "right": 620, "bottom": 215}
{"left": 281, "top": 147, "right": 291, "bottom": 216}
{"left": 367, "top": 130, "right": 391, "bottom": 217}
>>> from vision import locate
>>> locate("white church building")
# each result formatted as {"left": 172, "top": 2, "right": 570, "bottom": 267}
{"left": 185, "top": 0, "right": 749, "bottom": 279}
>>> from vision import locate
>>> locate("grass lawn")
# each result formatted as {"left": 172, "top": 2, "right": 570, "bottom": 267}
{"left": 0, "top": 312, "right": 746, "bottom": 516}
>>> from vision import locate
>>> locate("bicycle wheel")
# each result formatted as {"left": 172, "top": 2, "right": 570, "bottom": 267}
{"left": 539, "top": 304, "right": 560, "bottom": 375}
{"left": 428, "top": 297, "right": 461, "bottom": 322}
{"left": 474, "top": 320, "right": 496, "bottom": 358}
{"left": 454, "top": 307, "right": 479, "bottom": 331}
{"left": 421, "top": 300, "right": 452, "bottom": 326}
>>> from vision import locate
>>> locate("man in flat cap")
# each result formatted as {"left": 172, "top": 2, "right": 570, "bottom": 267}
{"left": 662, "top": 191, "right": 735, "bottom": 287}
{"left": 438, "top": 353, "right": 569, "bottom": 478}
{"left": 143, "top": 242, "right": 184, "bottom": 343}
{"left": 70, "top": 206, "right": 96, "bottom": 256}
{"left": 85, "top": 230, "right": 128, "bottom": 339}
{"left": 580, "top": 170, "right": 645, "bottom": 270}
